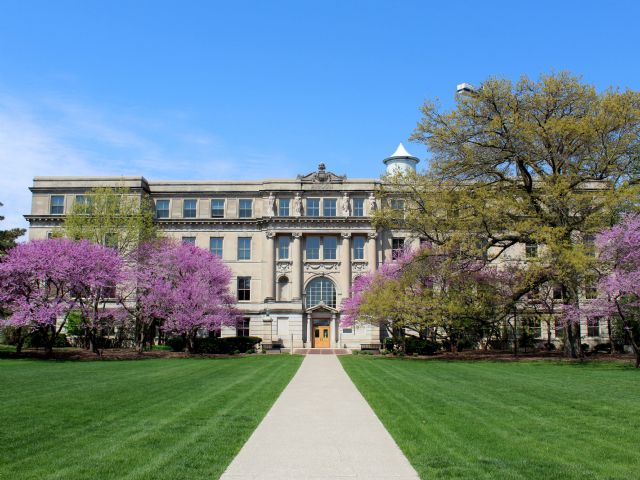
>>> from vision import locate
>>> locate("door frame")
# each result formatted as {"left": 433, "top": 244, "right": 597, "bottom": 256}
{"left": 313, "top": 324, "right": 331, "bottom": 348}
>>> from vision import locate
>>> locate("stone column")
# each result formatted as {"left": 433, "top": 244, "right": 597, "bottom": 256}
{"left": 331, "top": 313, "right": 337, "bottom": 348}
{"left": 292, "top": 232, "right": 303, "bottom": 300}
{"left": 367, "top": 232, "right": 378, "bottom": 272}
{"left": 263, "top": 231, "right": 275, "bottom": 301}
{"left": 340, "top": 232, "right": 351, "bottom": 299}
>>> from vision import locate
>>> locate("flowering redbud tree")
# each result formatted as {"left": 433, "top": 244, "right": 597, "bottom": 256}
{"left": 124, "top": 240, "right": 238, "bottom": 352}
{"left": 566, "top": 215, "right": 640, "bottom": 367}
{"left": 0, "top": 239, "right": 124, "bottom": 355}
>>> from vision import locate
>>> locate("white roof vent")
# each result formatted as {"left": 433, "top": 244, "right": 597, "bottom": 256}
{"left": 383, "top": 142, "right": 419, "bottom": 175}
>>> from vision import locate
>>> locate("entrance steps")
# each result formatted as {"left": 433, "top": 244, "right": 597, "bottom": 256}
{"left": 292, "top": 348, "right": 350, "bottom": 355}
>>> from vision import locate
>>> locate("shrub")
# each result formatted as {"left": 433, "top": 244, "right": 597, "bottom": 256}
{"left": 166, "top": 336, "right": 187, "bottom": 352}
{"left": 192, "top": 336, "right": 261, "bottom": 354}
{"left": 404, "top": 337, "right": 439, "bottom": 356}
{"left": 383, "top": 337, "right": 395, "bottom": 351}
{"left": 23, "top": 332, "right": 70, "bottom": 349}
{"left": 151, "top": 345, "right": 171, "bottom": 351}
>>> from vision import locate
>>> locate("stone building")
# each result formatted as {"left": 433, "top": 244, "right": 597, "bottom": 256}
{"left": 25, "top": 144, "right": 422, "bottom": 350}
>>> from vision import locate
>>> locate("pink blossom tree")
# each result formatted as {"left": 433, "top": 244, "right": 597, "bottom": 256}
{"left": 566, "top": 215, "right": 640, "bottom": 367}
{"left": 122, "top": 240, "right": 238, "bottom": 352}
{"left": 0, "top": 239, "right": 124, "bottom": 355}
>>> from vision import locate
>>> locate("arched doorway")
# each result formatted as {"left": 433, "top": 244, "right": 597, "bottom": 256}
{"left": 305, "top": 278, "right": 337, "bottom": 348}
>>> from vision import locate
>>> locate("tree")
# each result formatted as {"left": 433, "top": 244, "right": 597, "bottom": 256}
{"left": 0, "top": 202, "right": 25, "bottom": 254}
{"left": 61, "top": 185, "right": 157, "bottom": 253}
{"left": 342, "top": 244, "right": 512, "bottom": 352}
{"left": 377, "top": 72, "right": 640, "bottom": 358}
{"left": 0, "top": 239, "right": 124, "bottom": 355}
{"left": 123, "top": 240, "right": 238, "bottom": 352}
{"left": 566, "top": 214, "right": 640, "bottom": 367}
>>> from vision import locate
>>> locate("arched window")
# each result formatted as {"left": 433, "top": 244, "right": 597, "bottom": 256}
{"left": 306, "top": 278, "right": 336, "bottom": 308}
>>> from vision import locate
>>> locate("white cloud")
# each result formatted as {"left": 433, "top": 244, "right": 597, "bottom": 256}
{"left": 0, "top": 92, "right": 298, "bottom": 239}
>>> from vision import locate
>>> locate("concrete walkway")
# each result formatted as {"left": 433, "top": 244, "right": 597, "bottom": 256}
{"left": 220, "top": 355, "right": 419, "bottom": 480}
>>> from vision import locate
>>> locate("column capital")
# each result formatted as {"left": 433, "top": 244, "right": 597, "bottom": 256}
{"left": 265, "top": 230, "right": 276, "bottom": 239}
{"left": 341, "top": 232, "right": 352, "bottom": 239}
{"left": 292, "top": 231, "right": 303, "bottom": 239}
{"left": 367, "top": 231, "right": 378, "bottom": 239}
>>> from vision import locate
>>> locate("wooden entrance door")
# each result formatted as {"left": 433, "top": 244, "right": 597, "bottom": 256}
{"left": 314, "top": 326, "right": 331, "bottom": 348}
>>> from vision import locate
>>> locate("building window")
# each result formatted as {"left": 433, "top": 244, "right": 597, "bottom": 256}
{"left": 237, "top": 277, "right": 251, "bottom": 301}
{"left": 278, "top": 198, "right": 290, "bottom": 217}
{"left": 392, "top": 238, "right": 405, "bottom": 260}
{"left": 306, "top": 236, "right": 320, "bottom": 260}
{"left": 585, "top": 283, "right": 598, "bottom": 299}
{"left": 524, "top": 318, "right": 542, "bottom": 338}
{"left": 182, "top": 236, "right": 196, "bottom": 245}
{"left": 50, "top": 195, "right": 64, "bottom": 215}
{"left": 306, "top": 278, "right": 336, "bottom": 308}
{"left": 155, "top": 199, "right": 169, "bottom": 218}
{"left": 238, "top": 237, "right": 251, "bottom": 260}
{"left": 210, "top": 237, "right": 223, "bottom": 257}
{"left": 239, "top": 199, "right": 253, "bottom": 218}
{"left": 353, "top": 236, "right": 365, "bottom": 260}
{"left": 323, "top": 236, "right": 337, "bottom": 260}
{"left": 101, "top": 282, "right": 117, "bottom": 299}
{"left": 183, "top": 199, "right": 197, "bottom": 218}
{"left": 104, "top": 233, "right": 119, "bottom": 249}
{"left": 526, "top": 242, "right": 538, "bottom": 258}
{"left": 390, "top": 199, "right": 405, "bottom": 211}
{"left": 584, "top": 233, "right": 596, "bottom": 257}
{"left": 353, "top": 198, "right": 364, "bottom": 217}
{"left": 211, "top": 199, "right": 225, "bottom": 218}
{"left": 278, "top": 236, "right": 290, "bottom": 260}
{"left": 306, "top": 198, "right": 320, "bottom": 217}
{"left": 552, "top": 285, "right": 563, "bottom": 300}
{"left": 237, "top": 317, "right": 250, "bottom": 336}
{"left": 75, "top": 195, "right": 86, "bottom": 205}
{"left": 587, "top": 317, "right": 601, "bottom": 337}
{"left": 323, "top": 198, "right": 337, "bottom": 217}
{"left": 554, "top": 320, "right": 564, "bottom": 338}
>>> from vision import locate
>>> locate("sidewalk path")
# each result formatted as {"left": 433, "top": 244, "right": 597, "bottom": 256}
{"left": 220, "top": 354, "right": 420, "bottom": 480}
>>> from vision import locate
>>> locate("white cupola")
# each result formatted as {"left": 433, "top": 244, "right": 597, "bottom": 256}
{"left": 383, "top": 143, "right": 419, "bottom": 175}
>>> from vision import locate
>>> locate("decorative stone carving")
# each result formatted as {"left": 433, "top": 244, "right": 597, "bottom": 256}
{"left": 352, "top": 262, "right": 369, "bottom": 274}
{"left": 367, "top": 231, "right": 377, "bottom": 239}
{"left": 297, "top": 163, "right": 346, "bottom": 184}
{"left": 293, "top": 193, "right": 302, "bottom": 217}
{"left": 266, "top": 192, "right": 275, "bottom": 217}
{"left": 265, "top": 230, "right": 276, "bottom": 239}
{"left": 292, "top": 231, "right": 303, "bottom": 239}
{"left": 303, "top": 262, "right": 339, "bottom": 273}
{"left": 368, "top": 192, "right": 377, "bottom": 212}
{"left": 341, "top": 232, "right": 351, "bottom": 239}
{"left": 341, "top": 192, "right": 350, "bottom": 217}
{"left": 276, "top": 261, "right": 292, "bottom": 274}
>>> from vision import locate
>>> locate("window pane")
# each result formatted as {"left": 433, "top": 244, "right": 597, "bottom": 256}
{"left": 238, "top": 237, "right": 251, "bottom": 260}
{"left": 323, "top": 236, "right": 337, "bottom": 260}
{"left": 210, "top": 237, "right": 223, "bottom": 257}
{"left": 237, "top": 277, "right": 251, "bottom": 301}
{"left": 239, "top": 199, "right": 252, "bottom": 218}
{"left": 211, "top": 199, "right": 225, "bottom": 218}
{"left": 183, "top": 199, "right": 197, "bottom": 218}
{"left": 353, "top": 198, "right": 364, "bottom": 217}
{"left": 155, "top": 199, "right": 169, "bottom": 218}
{"left": 278, "top": 236, "right": 290, "bottom": 259}
{"left": 306, "top": 236, "right": 320, "bottom": 259}
{"left": 353, "top": 236, "right": 365, "bottom": 260}
{"left": 278, "top": 198, "right": 290, "bottom": 216}
{"left": 182, "top": 236, "right": 196, "bottom": 245}
{"left": 390, "top": 199, "right": 405, "bottom": 211}
{"left": 392, "top": 238, "right": 405, "bottom": 259}
{"left": 306, "top": 198, "right": 320, "bottom": 217}
{"left": 50, "top": 195, "right": 64, "bottom": 214}
{"left": 323, "top": 199, "right": 336, "bottom": 217}
{"left": 305, "top": 278, "right": 336, "bottom": 308}
{"left": 526, "top": 242, "right": 538, "bottom": 258}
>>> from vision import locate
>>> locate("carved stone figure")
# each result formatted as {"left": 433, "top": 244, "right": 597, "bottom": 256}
{"left": 341, "top": 192, "right": 350, "bottom": 217}
{"left": 266, "top": 192, "right": 275, "bottom": 217}
{"left": 368, "top": 192, "right": 377, "bottom": 212}
{"left": 294, "top": 193, "right": 302, "bottom": 217}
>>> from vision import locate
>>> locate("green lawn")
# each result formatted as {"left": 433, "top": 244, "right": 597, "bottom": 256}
{"left": 340, "top": 357, "right": 640, "bottom": 480}
{"left": 0, "top": 355, "right": 302, "bottom": 480}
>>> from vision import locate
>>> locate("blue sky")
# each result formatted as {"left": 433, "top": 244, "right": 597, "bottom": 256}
{"left": 2, "top": 0, "right": 640, "bottom": 232}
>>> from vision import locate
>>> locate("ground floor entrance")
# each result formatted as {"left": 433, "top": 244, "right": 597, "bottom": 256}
{"left": 313, "top": 325, "right": 331, "bottom": 348}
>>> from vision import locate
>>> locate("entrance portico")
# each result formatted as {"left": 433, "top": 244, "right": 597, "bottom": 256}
{"left": 305, "top": 303, "right": 340, "bottom": 348}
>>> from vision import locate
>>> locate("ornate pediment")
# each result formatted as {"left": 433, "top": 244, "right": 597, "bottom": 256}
{"left": 297, "top": 163, "right": 346, "bottom": 183}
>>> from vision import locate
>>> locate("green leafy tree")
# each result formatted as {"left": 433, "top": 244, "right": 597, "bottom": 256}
{"left": 376, "top": 72, "right": 640, "bottom": 358}
{"left": 61, "top": 185, "right": 157, "bottom": 252}
{"left": 0, "top": 202, "right": 25, "bottom": 254}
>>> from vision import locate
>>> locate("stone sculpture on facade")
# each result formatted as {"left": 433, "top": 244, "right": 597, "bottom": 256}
{"left": 293, "top": 193, "right": 302, "bottom": 217}
{"left": 341, "top": 192, "right": 350, "bottom": 217}
{"left": 266, "top": 192, "right": 275, "bottom": 217}
{"left": 368, "top": 192, "right": 377, "bottom": 212}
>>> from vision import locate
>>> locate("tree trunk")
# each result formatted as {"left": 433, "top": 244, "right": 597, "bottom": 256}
{"left": 607, "top": 318, "right": 614, "bottom": 355}
{"left": 15, "top": 327, "right": 24, "bottom": 354}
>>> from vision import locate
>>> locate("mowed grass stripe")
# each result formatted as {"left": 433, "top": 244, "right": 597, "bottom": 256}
{"left": 340, "top": 357, "right": 640, "bottom": 480}
{"left": 0, "top": 356, "right": 302, "bottom": 480}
